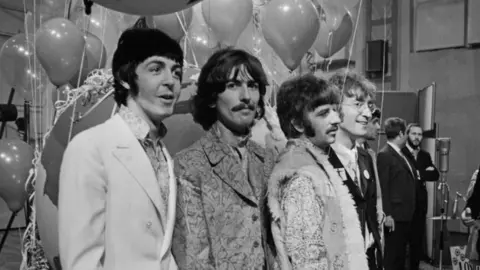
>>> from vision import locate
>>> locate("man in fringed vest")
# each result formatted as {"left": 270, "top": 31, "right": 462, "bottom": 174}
{"left": 327, "top": 70, "right": 383, "bottom": 269}
{"left": 268, "top": 74, "right": 368, "bottom": 269}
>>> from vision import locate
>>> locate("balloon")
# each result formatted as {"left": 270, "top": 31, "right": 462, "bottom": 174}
{"left": 69, "top": 33, "right": 107, "bottom": 87}
{"left": 317, "top": 0, "right": 348, "bottom": 31}
{"left": 0, "top": 34, "right": 36, "bottom": 91}
{"left": 36, "top": 0, "right": 78, "bottom": 22}
{"left": 70, "top": 2, "right": 139, "bottom": 67}
{"left": 183, "top": 5, "right": 219, "bottom": 67}
{"left": 237, "top": 19, "right": 263, "bottom": 56}
{"left": 52, "top": 84, "right": 71, "bottom": 104}
{"left": 147, "top": 8, "right": 193, "bottom": 42}
{"left": 92, "top": 0, "right": 204, "bottom": 16}
{"left": 261, "top": 0, "right": 320, "bottom": 71}
{"left": 0, "top": 33, "right": 48, "bottom": 101}
{"left": 0, "top": 139, "right": 34, "bottom": 213}
{"left": 314, "top": 8, "right": 353, "bottom": 58}
{"left": 35, "top": 18, "right": 86, "bottom": 86}
{"left": 202, "top": 0, "right": 253, "bottom": 46}
{"left": 335, "top": 0, "right": 360, "bottom": 11}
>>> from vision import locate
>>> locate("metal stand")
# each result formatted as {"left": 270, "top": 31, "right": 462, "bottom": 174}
{"left": 23, "top": 100, "right": 32, "bottom": 226}
{"left": 437, "top": 172, "right": 450, "bottom": 270}
{"left": 0, "top": 212, "right": 17, "bottom": 253}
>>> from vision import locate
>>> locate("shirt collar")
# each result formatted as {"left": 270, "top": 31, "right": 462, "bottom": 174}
{"left": 332, "top": 142, "right": 358, "bottom": 164}
{"left": 118, "top": 106, "right": 167, "bottom": 141}
{"left": 387, "top": 141, "right": 402, "bottom": 155}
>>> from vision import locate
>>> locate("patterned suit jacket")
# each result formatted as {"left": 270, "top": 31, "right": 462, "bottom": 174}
{"left": 172, "top": 128, "right": 277, "bottom": 270}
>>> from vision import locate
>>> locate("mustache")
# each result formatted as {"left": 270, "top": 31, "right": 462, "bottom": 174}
{"left": 232, "top": 103, "right": 255, "bottom": 112}
{"left": 326, "top": 125, "right": 338, "bottom": 133}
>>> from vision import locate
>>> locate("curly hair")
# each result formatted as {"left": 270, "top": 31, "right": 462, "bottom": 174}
{"left": 192, "top": 48, "right": 268, "bottom": 131}
{"left": 111, "top": 27, "right": 183, "bottom": 106}
{"left": 328, "top": 68, "right": 376, "bottom": 102}
{"left": 276, "top": 73, "right": 340, "bottom": 139}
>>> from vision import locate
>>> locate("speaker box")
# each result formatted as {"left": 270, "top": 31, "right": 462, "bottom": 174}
{"left": 365, "top": 40, "right": 388, "bottom": 78}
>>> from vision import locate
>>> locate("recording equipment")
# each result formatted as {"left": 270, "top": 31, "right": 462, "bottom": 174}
{"left": 435, "top": 137, "right": 452, "bottom": 270}
{"left": 437, "top": 138, "right": 451, "bottom": 173}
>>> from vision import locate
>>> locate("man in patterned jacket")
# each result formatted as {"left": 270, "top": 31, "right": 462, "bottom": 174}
{"left": 172, "top": 48, "right": 277, "bottom": 269}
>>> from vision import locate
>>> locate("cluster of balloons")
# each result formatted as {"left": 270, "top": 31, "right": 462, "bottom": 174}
{"left": 178, "top": 0, "right": 358, "bottom": 72}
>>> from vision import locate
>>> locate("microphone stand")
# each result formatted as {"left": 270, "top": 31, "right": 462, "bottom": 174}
{"left": 436, "top": 137, "right": 451, "bottom": 270}
{"left": 437, "top": 172, "right": 450, "bottom": 270}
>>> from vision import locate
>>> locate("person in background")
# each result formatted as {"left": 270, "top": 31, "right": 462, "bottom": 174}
{"left": 58, "top": 27, "right": 183, "bottom": 270}
{"left": 172, "top": 48, "right": 277, "bottom": 269}
{"left": 462, "top": 165, "right": 480, "bottom": 258}
{"left": 401, "top": 123, "right": 439, "bottom": 270}
{"left": 357, "top": 107, "right": 385, "bottom": 251}
{"left": 328, "top": 70, "right": 382, "bottom": 269}
{"left": 268, "top": 74, "right": 368, "bottom": 269}
{"left": 377, "top": 117, "right": 417, "bottom": 270}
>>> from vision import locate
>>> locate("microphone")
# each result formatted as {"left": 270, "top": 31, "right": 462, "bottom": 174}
{"left": 436, "top": 137, "right": 451, "bottom": 173}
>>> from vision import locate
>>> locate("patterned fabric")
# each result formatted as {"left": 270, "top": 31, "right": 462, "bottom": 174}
{"left": 173, "top": 128, "right": 278, "bottom": 270}
{"left": 281, "top": 175, "right": 328, "bottom": 269}
{"left": 118, "top": 106, "right": 170, "bottom": 216}
{"left": 268, "top": 139, "right": 369, "bottom": 270}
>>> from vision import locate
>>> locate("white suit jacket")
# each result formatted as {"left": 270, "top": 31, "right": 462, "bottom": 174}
{"left": 58, "top": 114, "right": 178, "bottom": 270}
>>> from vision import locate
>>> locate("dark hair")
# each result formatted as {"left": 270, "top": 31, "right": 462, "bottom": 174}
{"left": 111, "top": 27, "right": 183, "bottom": 106}
{"left": 406, "top": 123, "right": 422, "bottom": 134}
{"left": 192, "top": 48, "right": 268, "bottom": 130}
{"left": 372, "top": 107, "right": 381, "bottom": 120}
{"left": 384, "top": 117, "right": 407, "bottom": 140}
{"left": 328, "top": 68, "right": 376, "bottom": 101}
{"left": 276, "top": 73, "right": 340, "bottom": 139}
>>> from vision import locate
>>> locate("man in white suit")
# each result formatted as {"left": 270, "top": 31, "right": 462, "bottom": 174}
{"left": 58, "top": 26, "right": 183, "bottom": 270}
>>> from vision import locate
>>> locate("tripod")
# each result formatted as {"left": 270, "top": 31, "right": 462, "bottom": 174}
{"left": 437, "top": 172, "right": 450, "bottom": 270}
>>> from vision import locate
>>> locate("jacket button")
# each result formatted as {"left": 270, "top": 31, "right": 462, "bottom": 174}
{"left": 253, "top": 241, "right": 260, "bottom": 248}
{"left": 146, "top": 221, "right": 152, "bottom": 228}
{"left": 252, "top": 214, "right": 258, "bottom": 222}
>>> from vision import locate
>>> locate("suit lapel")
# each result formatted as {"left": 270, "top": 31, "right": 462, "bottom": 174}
{"left": 247, "top": 141, "right": 267, "bottom": 202}
{"left": 109, "top": 115, "right": 167, "bottom": 223}
{"left": 388, "top": 145, "right": 415, "bottom": 179}
{"left": 357, "top": 150, "right": 371, "bottom": 196}
{"left": 201, "top": 130, "right": 258, "bottom": 205}
{"left": 327, "top": 146, "right": 364, "bottom": 198}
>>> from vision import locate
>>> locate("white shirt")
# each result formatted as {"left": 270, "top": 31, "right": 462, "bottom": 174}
{"left": 332, "top": 143, "right": 374, "bottom": 250}
{"left": 331, "top": 143, "right": 360, "bottom": 189}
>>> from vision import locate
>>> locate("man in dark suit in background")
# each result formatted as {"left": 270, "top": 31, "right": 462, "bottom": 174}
{"left": 401, "top": 123, "right": 439, "bottom": 270}
{"left": 377, "top": 117, "right": 417, "bottom": 270}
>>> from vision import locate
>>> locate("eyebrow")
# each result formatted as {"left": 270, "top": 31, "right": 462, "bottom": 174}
{"left": 227, "top": 79, "right": 258, "bottom": 83}
{"left": 147, "top": 60, "right": 181, "bottom": 70}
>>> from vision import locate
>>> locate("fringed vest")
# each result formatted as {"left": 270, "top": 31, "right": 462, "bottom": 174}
{"left": 267, "top": 140, "right": 368, "bottom": 270}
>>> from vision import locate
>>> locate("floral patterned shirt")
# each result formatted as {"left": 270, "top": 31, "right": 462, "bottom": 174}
{"left": 118, "top": 106, "right": 170, "bottom": 217}
{"left": 281, "top": 175, "right": 328, "bottom": 269}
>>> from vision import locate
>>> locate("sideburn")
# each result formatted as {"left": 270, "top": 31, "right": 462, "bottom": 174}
{"left": 304, "top": 120, "right": 316, "bottom": 137}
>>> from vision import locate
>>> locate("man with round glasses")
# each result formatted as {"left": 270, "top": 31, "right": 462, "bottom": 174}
{"left": 327, "top": 69, "right": 383, "bottom": 269}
